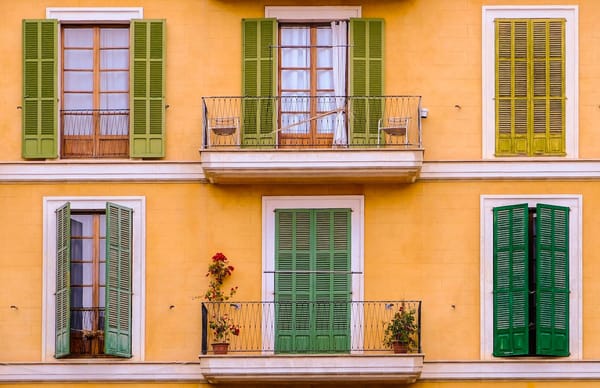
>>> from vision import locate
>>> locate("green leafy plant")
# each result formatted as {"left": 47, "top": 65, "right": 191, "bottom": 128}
{"left": 209, "top": 313, "right": 240, "bottom": 343}
{"left": 204, "top": 252, "right": 240, "bottom": 343}
{"left": 383, "top": 305, "right": 417, "bottom": 350}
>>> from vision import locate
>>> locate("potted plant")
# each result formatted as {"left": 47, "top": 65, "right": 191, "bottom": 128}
{"left": 383, "top": 304, "right": 417, "bottom": 353}
{"left": 204, "top": 252, "right": 239, "bottom": 354}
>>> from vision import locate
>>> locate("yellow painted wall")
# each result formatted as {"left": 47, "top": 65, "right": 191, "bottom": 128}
{"left": 4, "top": 0, "right": 600, "bottom": 162}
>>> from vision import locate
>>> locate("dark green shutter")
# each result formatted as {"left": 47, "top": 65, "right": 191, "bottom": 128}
{"left": 493, "top": 203, "right": 530, "bottom": 356}
{"left": 241, "top": 18, "right": 276, "bottom": 147}
{"left": 104, "top": 202, "right": 133, "bottom": 358}
{"left": 130, "top": 20, "right": 165, "bottom": 158}
{"left": 275, "top": 209, "right": 351, "bottom": 354}
{"left": 22, "top": 19, "right": 58, "bottom": 159}
{"left": 55, "top": 202, "right": 71, "bottom": 358}
{"left": 536, "top": 204, "right": 569, "bottom": 356}
{"left": 349, "top": 18, "right": 384, "bottom": 146}
{"left": 495, "top": 19, "right": 565, "bottom": 156}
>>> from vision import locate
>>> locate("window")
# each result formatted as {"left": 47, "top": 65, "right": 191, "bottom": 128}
{"left": 241, "top": 16, "right": 383, "bottom": 147}
{"left": 480, "top": 195, "right": 581, "bottom": 360}
{"left": 22, "top": 12, "right": 165, "bottom": 159}
{"left": 482, "top": 6, "right": 578, "bottom": 159}
{"left": 43, "top": 197, "right": 145, "bottom": 361}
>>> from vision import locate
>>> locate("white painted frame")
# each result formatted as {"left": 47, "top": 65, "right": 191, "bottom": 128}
{"left": 42, "top": 196, "right": 146, "bottom": 362}
{"left": 481, "top": 6, "right": 579, "bottom": 159}
{"left": 480, "top": 195, "right": 582, "bottom": 360}
{"left": 262, "top": 196, "right": 364, "bottom": 353}
{"left": 46, "top": 7, "right": 143, "bottom": 21}
{"left": 265, "top": 6, "right": 361, "bottom": 21}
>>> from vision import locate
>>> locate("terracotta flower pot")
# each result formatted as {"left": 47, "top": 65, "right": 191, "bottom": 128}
{"left": 392, "top": 341, "right": 409, "bottom": 354}
{"left": 211, "top": 342, "right": 230, "bottom": 355}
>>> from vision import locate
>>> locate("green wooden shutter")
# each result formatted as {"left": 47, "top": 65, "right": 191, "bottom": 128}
{"left": 241, "top": 18, "right": 276, "bottom": 147}
{"left": 22, "top": 19, "right": 58, "bottom": 159}
{"left": 493, "top": 203, "right": 530, "bottom": 356}
{"left": 495, "top": 19, "right": 565, "bottom": 156}
{"left": 55, "top": 202, "right": 71, "bottom": 358}
{"left": 535, "top": 204, "right": 569, "bottom": 356}
{"left": 349, "top": 18, "right": 384, "bottom": 146}
{"left": 130, "top": 19, "right": 165, "bottom": 158}
{"left": 104, "top": 202, "right": 133, "bottom": 358}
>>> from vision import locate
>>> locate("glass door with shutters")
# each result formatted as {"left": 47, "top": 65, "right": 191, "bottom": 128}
{"left": 278, "top": 25, "right": 336, "bottom": 147}
{"left": 274, "top": 208, "right": 351, "bottom": 353}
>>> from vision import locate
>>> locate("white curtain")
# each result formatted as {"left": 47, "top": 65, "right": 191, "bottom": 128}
{"left": 332, "top": 21, "right": 348, "bottom": 146}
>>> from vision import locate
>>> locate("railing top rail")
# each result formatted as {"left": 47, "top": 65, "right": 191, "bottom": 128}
{"left": 202, "top": 95, "right": 422, "bottom": 99}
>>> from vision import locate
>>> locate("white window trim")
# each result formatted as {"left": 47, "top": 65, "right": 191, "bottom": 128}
{"left": 46, "top": 7, "right": 143, "bottom": 21}
{"left": 42, "top": 196, "right": 146, "bottom": 362}
{"left": 481, "top": 6, "right": 579, "bottom": 159}
{"left": 480, "top": 194, "right": 582, "bottom": 360}
{"left": 262, "top": 195, "right": 364, "bottom": 353}
{"left": 265, "top": 6, "right": 361, "bottom": 21}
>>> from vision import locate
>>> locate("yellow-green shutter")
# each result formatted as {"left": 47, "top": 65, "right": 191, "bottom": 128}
{"left": 104, "top": 202, "right": 133, "bottom": 358}
{"left": 495, "top": 19, "right": 565, "bottom": 156}
{"left": 349, "top": 18, "right": 384, "bottom": 146}
{"left": 55, "top": 202, "right": 71, "bottom": 358}
{"left": 22, "top": 19, "right": 58, "bottom": 159}
{"left": 241, "top": 18, "right": 276, "bottom": 147}
{"left": 130, "top": 20, "right": 165, "bottom": 158}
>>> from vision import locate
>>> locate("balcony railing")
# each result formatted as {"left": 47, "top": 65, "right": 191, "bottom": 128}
{"left": 201, "top": 300, "right": 422, "bottom": 354}
{"left": 201, "top": 96, "right": 422, "bottom": 149}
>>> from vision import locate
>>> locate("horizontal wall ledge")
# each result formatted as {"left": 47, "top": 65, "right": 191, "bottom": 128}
{"left": 0, "top": 161, "right": 205, "bottom": 182}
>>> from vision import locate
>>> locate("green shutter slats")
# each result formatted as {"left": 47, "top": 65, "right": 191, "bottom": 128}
{"left": 493, "top": 203, "right": 530, "bottom": 356}
{"left": 275, "top": 209, "right": 351, "bottom": 354}
{"left": 130, "top": 19, "right": 165, "bottom": 158}
{"left": 22, "top": 19, "right": 58, "bottom": 159}
{"left": 55, "top": 202, "right": 71, "bottom": 358}
{"left": 241, "top": 18, "right": 276, "bottom": 147}
{"left": 104, "top": 202, "right": 133, "bottom": 358}
{"left": 495, "top": 18, "right": 565, "bottom": 156}
{"left": 349, "top": 18, "right": 384, "bottom": 146}
{"left": 536, "top": 204, "right": 570, "bottom": 356}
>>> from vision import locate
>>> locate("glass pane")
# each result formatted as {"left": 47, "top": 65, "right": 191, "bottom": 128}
{"left": 317, "top": 94, "right": 336, "bottom": 112}
{"left": 99, "top": 286, "right": 106, "bottom": 308}
{"left": 281, "top": 27, "right": 309, "bottom": 46}
{"left": 100, "top": 28, "right": 129, "bottom": 48}
{"left": 71, "top": 286, "right": 93, "bottom": 308}
{"left": 100, "top": 215, "right": 106, "bottom": 237}
{"left": 63, "top": 93, "right": 93, "bottom": 110}
{"left": 71, "top": 215, "right": 94, "bottom": 236}
{"left": 101, "top": 49, "right": 129, "bottom": 69}
{"left": 281, "top": 92, "right": 309, "bottom": 112}
{"left": 71, "top": 262, "right": 93, "bottom": 284}
{"left": 281, "top": 48, "right": 309, "bottom": 68}
{"left": 100, "top": 109, "right": 129, "bottom": 135}
{"left": 64, "top": 28, "right": 93, "bottom": 47}
{"left": 317, "top": 48, "right": 333, "bottom": 67}
{"left": 317, "top": 28, "right": 332, "bottom": 46}
{"left": 100, "top": 93, "right": 129, "bottom": 110}
{"left": 281, "top": 113, "right": 309, "bottom": 134}
{"left": 64, "top": 49, "right": 94, "bottom": 70}
{"left": 101, "top": 71, "right": 128, "bottom": 92}
{"left": 62, "top": 110, "right": 93, "bottom": 136}
{"left": 99, "top": 262, "right": 106, "bottom": 286}
{"left": 99, "top": 238, "right": 106, "bottom": 260}
{"left": 70, "top": 240, "right": 95, "bottom": 260}
{"left": 317, "top": 117, "right": 335, "bottom": 134}
{"left": 63, "top": 71, "right": 93, "bottom": 92}
{"left": 281, "top": 70, "right": 309, "bottom": 90}
{"left": 317, "top": 70, "right": 334, "bottom": 89}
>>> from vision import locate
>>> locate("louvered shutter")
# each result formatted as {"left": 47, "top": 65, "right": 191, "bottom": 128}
{"left": 535, "top": 204, "right": 569, "bottom": 356}
{"left": 130, "top": 20, "right": 165, "bottom": 158}
{"left": 22, "top": 19, "right": 58, "bottom": 159}
{"left": 495, "top": 19, "right": 565, "bottom": 156}
{"left": 55, "top": 202, "right": 71, "bottom": 358}
{"left": 241, "top": 19, "right": 276, "bottom": 147}
{"left": 493, "top": 204, "right": 530, "bottom": 356}
{"left": 349, "top": 18, "right": 384, "bottom": 145}
{"left": 104, "top": 202, "right": 133, "bottom": 358}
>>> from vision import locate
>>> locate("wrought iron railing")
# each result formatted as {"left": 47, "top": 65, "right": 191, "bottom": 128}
{"left": 201, "top": 300, "right": 421, "bottom": 354}
{"left": 201, "top": 96, "right": 422, "bottom": 149}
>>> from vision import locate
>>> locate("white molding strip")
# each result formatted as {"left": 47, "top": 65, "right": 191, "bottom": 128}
{"left": 46, "top": 7, "right": 143, "bottom": 21}
{"left": 0, "top": 162, "right": 205, "bottom": 182}
{"left": 265, "top": 6, "right": 361, "bottom": 20}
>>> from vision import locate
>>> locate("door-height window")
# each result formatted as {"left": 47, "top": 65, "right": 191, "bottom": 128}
{"left": 61, "top": 25, "right": 130, "bottom": 158}
{"left": 278, "top": 24, "right": 336, "bottom": 147}
{"left": 275, "top": 208, "right": 351, "bottom": 353}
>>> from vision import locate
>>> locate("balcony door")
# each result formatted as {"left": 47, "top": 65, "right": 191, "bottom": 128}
{"left": 274, "top": 208, "right": 351, "bottom": 353}
{"left": 278, "top": 25, "right": 339, "bottom": 147}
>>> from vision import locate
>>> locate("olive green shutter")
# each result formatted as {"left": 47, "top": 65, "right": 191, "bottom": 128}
{"left": 536, "top": 204, "right": 569, "bottom": 356}
{"left": 349, "top": 18, "right": 384, "bottom": 146}
{"left": 495, "top": 19, "right": 565, "bottom": 156}
{"left": 241, "top": 19, "right": 276, "bottom": 147}
{"left": 493, "top": 204, "right": 529, "bottom": 356}
{"left": 22, "top": 19, "right": 58, "bottom": 159}
{"left": 104, "top": 202, "right": 133, "bottom": 358}
{"left": 275, "top": 209, "right": 351, "bottom": 354}
{"left": 55, "top": 202, "right": 71, "bottom": 358}
{"left": 131, "top": 19, "right": 165, "bottom": 158}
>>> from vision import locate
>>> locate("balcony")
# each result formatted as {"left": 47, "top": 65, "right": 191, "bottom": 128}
{"left": 200, "top": 96, "right": 424, "bottom": 184}
{"left": 199, "top": 300, "right": 424, "bottom": 383}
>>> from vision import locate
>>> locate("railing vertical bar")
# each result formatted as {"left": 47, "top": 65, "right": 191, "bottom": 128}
{"left": 201, "top": 303, "right": 208, "bottom": 355}
{"left": 417, "top": 300, "right": 422, "bottom": 353}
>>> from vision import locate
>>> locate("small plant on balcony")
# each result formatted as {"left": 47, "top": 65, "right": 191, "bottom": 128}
{"left": 209, "top": 313, "right": 240, "bottom": 343}
{"left": 383, "top": 304, "right": 417, "bottom": 353}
